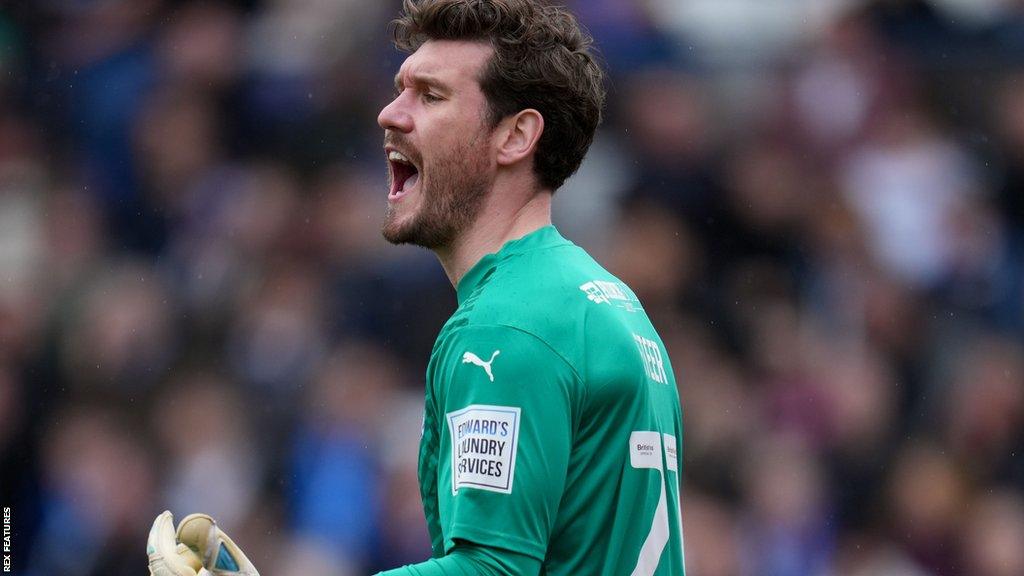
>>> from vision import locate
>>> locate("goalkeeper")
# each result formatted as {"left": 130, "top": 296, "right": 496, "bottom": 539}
{"left": 148, "top": 0, "right": 686, "bottom": 574}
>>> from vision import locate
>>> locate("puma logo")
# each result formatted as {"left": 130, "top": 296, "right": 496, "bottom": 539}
{"left": 462, "top": 350, "right": 501, "bottom": 382}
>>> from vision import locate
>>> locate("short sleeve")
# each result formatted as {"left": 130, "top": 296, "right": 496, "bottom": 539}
{"left": 428, "top": 324, "right": 578, "bottom": 561}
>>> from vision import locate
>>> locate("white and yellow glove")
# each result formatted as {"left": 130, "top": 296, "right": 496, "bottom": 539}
{"left": 147, "top": 511, "right": 260, "bottom": 576}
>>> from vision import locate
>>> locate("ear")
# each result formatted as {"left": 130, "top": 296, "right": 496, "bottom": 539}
{"left": 495, "top": 109, "right": 544, "bottom": 167}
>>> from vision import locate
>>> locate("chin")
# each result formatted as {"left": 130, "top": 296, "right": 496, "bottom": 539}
{"left": 381, "top": 197, "right": 418, "bottom": 243}
{"left": 382, "top": 212, "right": 430, "bottom": 247}
{"left": 381, "top": 223, "right": 415, "bottom": 246}
{"left": 382, "top": 210, "right": 457, "bottom": 250}
{"left": 381, "top": 214, "right": 416, "bottom": 245}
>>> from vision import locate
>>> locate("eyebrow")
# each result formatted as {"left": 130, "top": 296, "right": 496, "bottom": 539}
{"left": 393, "top": 71, "right": 452, "bottom": 94}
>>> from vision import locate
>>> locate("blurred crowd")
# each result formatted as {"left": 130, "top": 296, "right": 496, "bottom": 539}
{"left": 0, "top": 0, "right": 1022, "bottom": 575}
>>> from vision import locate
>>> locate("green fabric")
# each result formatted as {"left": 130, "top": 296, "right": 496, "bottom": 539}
{"left": 375, "top": 543, "right": 539, "bottom": 576}
{"left": 416, "top": 226, "right": 686, "bottom": 575}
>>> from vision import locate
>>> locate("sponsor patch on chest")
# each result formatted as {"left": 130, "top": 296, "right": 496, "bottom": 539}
{"left": 446, "top": 404, "right": 521, "bottom": 494}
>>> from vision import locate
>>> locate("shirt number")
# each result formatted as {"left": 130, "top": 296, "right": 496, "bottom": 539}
{"left": 629, "top": 431, "right": 684, "bottom": 575}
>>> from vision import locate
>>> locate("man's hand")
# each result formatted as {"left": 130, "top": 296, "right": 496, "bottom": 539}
{"left": 147, "top": 511, "right": 260, "bottom": 576}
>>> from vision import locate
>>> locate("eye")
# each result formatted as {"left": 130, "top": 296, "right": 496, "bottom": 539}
{"left": 422, "top": 92, "right": 442, "bottom": 104}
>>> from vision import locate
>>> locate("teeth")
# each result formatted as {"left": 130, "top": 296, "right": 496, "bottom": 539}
{"left": 388, "top": 151, "right": 412, "bottom": 165}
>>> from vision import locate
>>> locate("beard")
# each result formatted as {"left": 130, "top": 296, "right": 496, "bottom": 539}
{"left": 382, "top": 129, "right": 492, "bottom": 250}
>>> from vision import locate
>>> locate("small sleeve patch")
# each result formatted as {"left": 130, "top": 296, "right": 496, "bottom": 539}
{"left": 629, "top": 431, "right": 663, "bottom": 470}
{"left": 663, "top": 433, "right": 678, "bottom": 472}
{"left": 446, "top": 404, "right": 521, "bottom": 494}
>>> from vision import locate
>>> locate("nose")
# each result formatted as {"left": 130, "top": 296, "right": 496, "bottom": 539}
{"left": 378, "top": 93, "right": 413, "bottom": 133}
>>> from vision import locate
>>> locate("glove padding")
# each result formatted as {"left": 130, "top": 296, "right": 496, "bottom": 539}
{"left": 148, "top": 511, "right": 260, "bottom": 576}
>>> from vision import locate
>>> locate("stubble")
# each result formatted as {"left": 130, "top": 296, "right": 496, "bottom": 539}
{"left": 382, "top": 129, "right": 492, "bottom": 250}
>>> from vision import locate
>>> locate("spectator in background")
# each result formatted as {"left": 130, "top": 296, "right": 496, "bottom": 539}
{"left": 287, "top": 341, "right": 396, "bottom": 571}
{"left": 962, "top": 489, "right": 1024, "bottom": 576}
{"left": 29, "top": 405, "right": 157, "bottom": 576}
{"left": 56, "top": 261, "right": 177, "bottom": 393}
{"left": 619, "top": 69, "right": 724, "bottom": 230}
{"left": 840, "top": 103, "right": 983, "bottom": 290}
{"left": 784, "top": 7, "right": 913, "bottom": 162}
{"left": 564, "top": 0, "right": 680, "bottom": 74}
{"left": 941, "top": 335, "right": 1024, "bottom": 486}
{"left": 152, "top": 371, "right": 260, "bottom": 531}
{"left": 991, "top": 67, "right": 1024, "bottom": 233}
{"left": 30, "top": 0, "right": 164, "bottom": 251}
{"left": 680, "top": 493, "right": 744, "bottom": 576}
{"left": 739, "top": 435, "right": 833, "bottom": 576}
{"left": 886, "top": 441, "right": 967, "bottom": 576}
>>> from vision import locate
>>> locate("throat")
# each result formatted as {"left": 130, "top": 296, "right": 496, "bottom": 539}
{"left": 439, "top": 196, "right": 553, "bottom": 290}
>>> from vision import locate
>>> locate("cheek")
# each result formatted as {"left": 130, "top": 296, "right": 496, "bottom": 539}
{"left": 430, "top": 108, "right": 488, "bottom": 148}
{"left": 417, "top": 109, "right": 491, "bottom": 176}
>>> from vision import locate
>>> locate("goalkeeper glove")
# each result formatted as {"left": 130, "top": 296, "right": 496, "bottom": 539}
{"left": 147, "top": 510, "right": 260, "bottom": 576}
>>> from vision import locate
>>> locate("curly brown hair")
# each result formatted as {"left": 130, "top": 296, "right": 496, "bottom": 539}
{"left": 391, "top": 0, "right": 605, "bottom": 191}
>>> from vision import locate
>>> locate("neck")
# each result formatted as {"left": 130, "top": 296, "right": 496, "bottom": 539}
{"left": 436, "top": 190, "right": 552, "bottom": 288}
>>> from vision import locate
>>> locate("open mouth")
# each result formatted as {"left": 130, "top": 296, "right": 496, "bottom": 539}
{"left": 388, "top": 150, "right": 420, "bottom": 201}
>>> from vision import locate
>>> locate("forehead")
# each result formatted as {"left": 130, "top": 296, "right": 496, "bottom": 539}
{"left": 397, "top": 39, "right": 493, "bottom": 88}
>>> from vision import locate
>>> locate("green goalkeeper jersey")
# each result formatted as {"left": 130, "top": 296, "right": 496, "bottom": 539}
{"left": 417, "top": 225, "right": 686, "bottom": 575}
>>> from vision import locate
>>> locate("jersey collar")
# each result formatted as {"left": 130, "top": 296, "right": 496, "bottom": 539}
{"left": 456, "top": 225, "right": 569, "bottom": 304}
